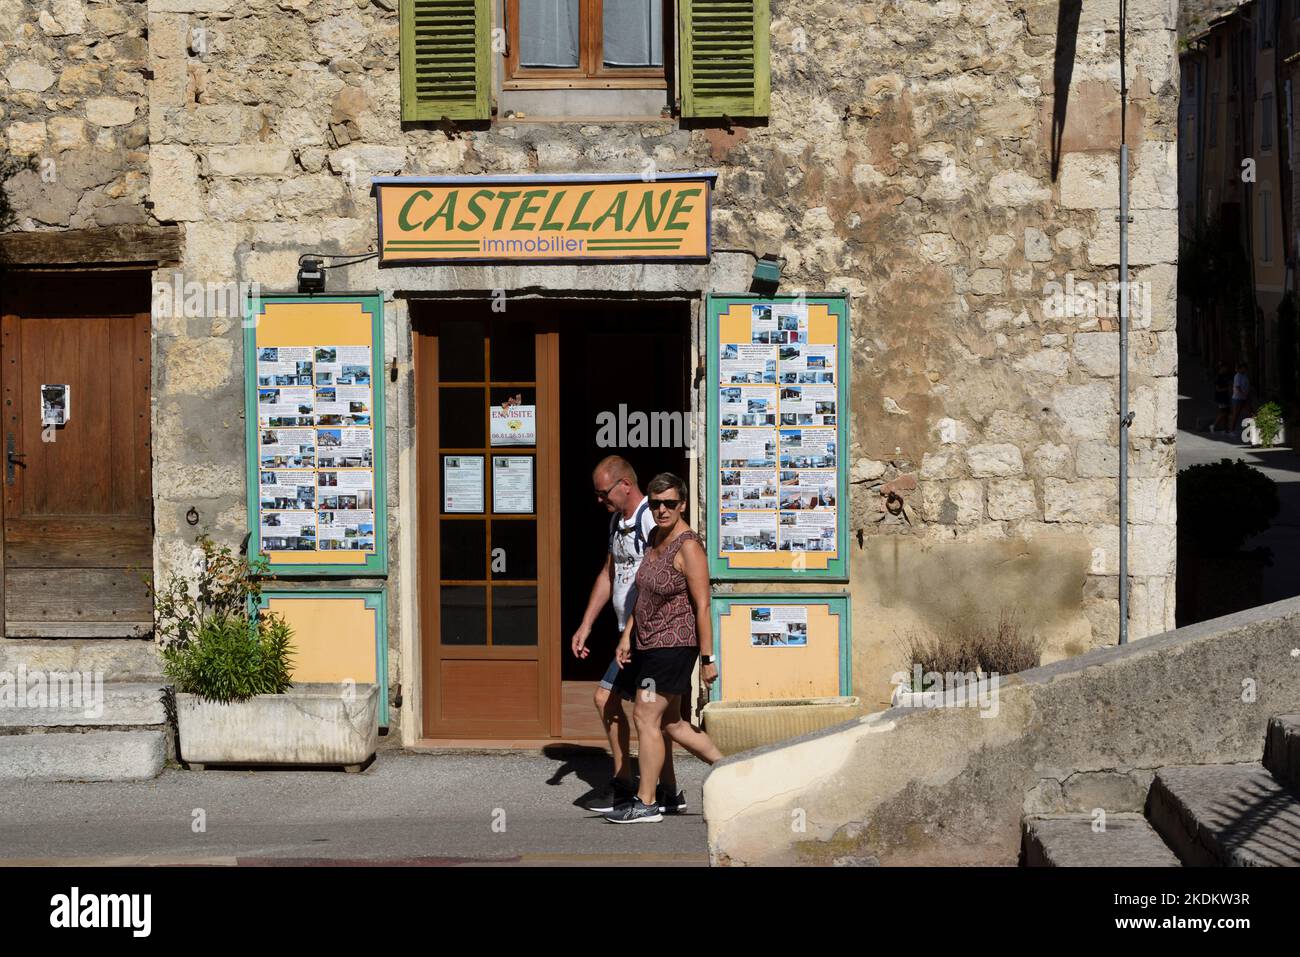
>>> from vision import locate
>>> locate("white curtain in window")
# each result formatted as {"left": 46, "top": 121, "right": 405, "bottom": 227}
{"left": 603, "top": 0, "right": 663, "bottom": 67}
{"left": 519, "top": 0, "right": 581, "bottom": 68}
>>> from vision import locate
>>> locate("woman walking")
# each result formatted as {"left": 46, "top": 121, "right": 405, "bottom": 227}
{"left": 606, "top": 472, "right": 723, "bottom": 824}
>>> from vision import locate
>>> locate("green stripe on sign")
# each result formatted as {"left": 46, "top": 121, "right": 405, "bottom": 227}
{"left": 385, "top": 246, "right": 481, "bottom": 252}
{"left": 385, "top": 239, "right": 484, "bottom": 246}
{"left": 586, "top": 239, "right": 682, "bottom": 245}
{"left": 586, "top": 245, "right": 688, "bottom": 251}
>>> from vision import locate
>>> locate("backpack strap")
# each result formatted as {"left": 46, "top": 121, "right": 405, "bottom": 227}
{"left": 631, "top": 499, "right": 651, "bottom": 554}
{"left": 608, "top": 510, "right": 619, "bottom": 553}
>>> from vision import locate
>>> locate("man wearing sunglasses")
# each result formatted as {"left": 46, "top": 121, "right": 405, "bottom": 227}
{"left": 571, "top": 455, "right": 684, "bottom": 815}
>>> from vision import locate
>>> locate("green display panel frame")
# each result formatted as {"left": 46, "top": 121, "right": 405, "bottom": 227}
{"left": 706, "top": 294, "right": 850, "bottom": 581}
{"left": 244, "top": 293, "right": 388, "bottom": 577}
{"left": 708, "top": 593, "right": 851, "bottom": 702}
{"left": 255, "top": 588, "right": 390, "bottom": 728}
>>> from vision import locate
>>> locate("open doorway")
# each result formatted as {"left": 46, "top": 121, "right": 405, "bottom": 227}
{"left": 413, "top": 296, "right": 691, "bottom": 742}
{"left": 558, "top": 301, "right": 691, "bottom": 736}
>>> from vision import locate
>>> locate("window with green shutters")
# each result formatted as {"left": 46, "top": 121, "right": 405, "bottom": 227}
{"left": 400, "top": 0, "right": 491, "bottom": 121}
{"left": 679, "top": 0, "right": 769, "bottom": 118}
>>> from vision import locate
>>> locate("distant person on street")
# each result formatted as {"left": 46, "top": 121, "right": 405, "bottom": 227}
{"left": 570, "top": 455, "right": 682, "bottom": 814}
{"left": 1232, "top": 362, "right": 1251, "bottom": 431}
{"left": 1212, "top": 362, "right": 1232, "bottom": 433}
{"left": 605, "top": 472, "right": 722, "bottom": 824}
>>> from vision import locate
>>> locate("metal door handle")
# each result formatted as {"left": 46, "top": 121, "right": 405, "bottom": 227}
{"left": 6, "top": 433, "right": 23, "bottom": 485}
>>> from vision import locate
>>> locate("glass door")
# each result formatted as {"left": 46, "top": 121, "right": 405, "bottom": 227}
{"left": 416, "top": 305, "right": 559, "bottom": 738}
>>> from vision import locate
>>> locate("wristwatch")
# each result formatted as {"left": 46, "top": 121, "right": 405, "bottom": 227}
{"left": 701, "top": 655, "right": 716, "bottom": 665}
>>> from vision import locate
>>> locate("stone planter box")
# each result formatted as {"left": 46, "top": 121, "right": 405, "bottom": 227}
{"left": 701, "top": 696, "right": 862, "bottom": 756}
{"left": 176, "top": 682, "right": 379, "bottom": 771}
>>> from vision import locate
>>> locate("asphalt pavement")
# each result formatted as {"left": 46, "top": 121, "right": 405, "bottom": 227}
{"left": 0, "top": 749, "right": 710, "bottom": 866}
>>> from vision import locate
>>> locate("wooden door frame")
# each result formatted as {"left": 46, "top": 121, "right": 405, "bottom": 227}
{"left": 415, "top": 303, "right": 562, "bottom": 739}
{"left": 0, "top": 268, "right": 156, "bottom": 638}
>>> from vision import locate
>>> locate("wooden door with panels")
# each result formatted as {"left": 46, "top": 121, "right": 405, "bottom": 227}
{"left": 0, "top": 271, "right": 154, "bottom": 638}
{"left": 415, "top": 303, "right": 560, "bottom": 739}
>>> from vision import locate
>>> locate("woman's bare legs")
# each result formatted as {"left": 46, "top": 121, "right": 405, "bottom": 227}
{"left": 661, "top": 699, "right": 723, "bottom": 764}
{"left": 632, "top": 690, "right": 671, "bottom": 806}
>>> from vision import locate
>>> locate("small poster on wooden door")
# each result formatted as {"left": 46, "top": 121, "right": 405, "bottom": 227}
{"left": 41, "top": 384, "right": 70, "bottom": 426}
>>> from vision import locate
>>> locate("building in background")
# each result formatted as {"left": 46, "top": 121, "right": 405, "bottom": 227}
{"left": 0, "top": 0, "right": 1179, "bottom": 758}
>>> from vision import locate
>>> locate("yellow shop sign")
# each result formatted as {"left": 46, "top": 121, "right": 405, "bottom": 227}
{"left": 373, "top": 173, "right": 716, "bottom": 265}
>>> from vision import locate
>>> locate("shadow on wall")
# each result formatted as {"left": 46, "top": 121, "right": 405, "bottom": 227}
{"left": 1050, "top": 0, "right": 1082, "bottom": 181}
{"left": 850, "top": 533, "right": 1094, "bottom": 709}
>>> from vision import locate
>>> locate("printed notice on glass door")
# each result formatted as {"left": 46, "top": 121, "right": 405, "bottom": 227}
{"left": 492, "top": 456, "right": 534, "bottom": 514}
{"left": 490, "top": 405, "right": 536, "bottom": 446}
{"left": 443, "top": 455, "right": 484, "bottom": 513}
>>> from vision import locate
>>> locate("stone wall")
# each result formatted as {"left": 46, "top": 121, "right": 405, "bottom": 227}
{"left": 703, "top": 596, "right": 1300, "bottom": 866}
{"left": 1, "top": 0, "right": 1181, "bottom": 729}
{"left": 1, "top": 0, "right": 150, "bottom": 229}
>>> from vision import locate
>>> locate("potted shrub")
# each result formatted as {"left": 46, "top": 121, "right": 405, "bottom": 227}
{"left": 890, "top": 610, "right": 1043, "bottom": 709}
{"left": 1244, "top": 401, "right": 1286, "bottom": 448}
{"left": 154, "top": 536, "right": 379, "bottom": 771}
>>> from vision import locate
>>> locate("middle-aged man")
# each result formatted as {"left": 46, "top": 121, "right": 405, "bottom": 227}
{"left": 570, "top": 455, "right": 685, "bottom": 814}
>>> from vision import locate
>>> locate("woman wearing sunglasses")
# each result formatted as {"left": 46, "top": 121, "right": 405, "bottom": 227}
{"left": 606, "top": 472, "right": 723, "bottom": 823}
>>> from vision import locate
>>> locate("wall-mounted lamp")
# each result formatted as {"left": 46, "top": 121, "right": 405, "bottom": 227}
{"left": 750, "top": 253, "right": 782, "bottom": 296}
{"left": 297, "top": 256, "right": 326, "bottom": 294}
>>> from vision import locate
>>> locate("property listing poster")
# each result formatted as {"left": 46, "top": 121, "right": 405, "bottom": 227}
{"left": 256, "top": 345, "right": 376, "bottom": 554}
{"left": 717, "top": 302, "right": 838, "bottom": 560}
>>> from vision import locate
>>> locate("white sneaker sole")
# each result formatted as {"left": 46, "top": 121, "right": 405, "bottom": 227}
{"left": 606, "top": 811, "right": 663, "bottom": 823}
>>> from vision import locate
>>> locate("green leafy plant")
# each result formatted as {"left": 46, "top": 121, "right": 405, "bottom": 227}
{"left": 1177, "top": 458, "right": 1280, "bottom": 554}
{"left": 161, "top": 614, "right": 294, "bottom": 703}
{"left": 152, "top": 535, "right": 294, "bottom": 703}
{"left": 1254, "top": 401, "right": 1284, "bottom": 448}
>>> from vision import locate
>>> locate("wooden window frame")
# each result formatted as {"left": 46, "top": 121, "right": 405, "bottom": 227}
{"left": 503, "top": 0, "right": 671, "bottom": 90}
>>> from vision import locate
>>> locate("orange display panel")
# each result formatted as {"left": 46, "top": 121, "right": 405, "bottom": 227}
{"left": 374, "top": 174, "right": 715, "bottom": 264}
{"left": 708, "top": 296, "right": 849, "bottom": 580}
{"left": 712, "top": 596, "right": 850, "bottom": 702}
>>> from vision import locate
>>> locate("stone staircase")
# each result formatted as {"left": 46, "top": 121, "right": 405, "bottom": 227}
{"left": 0, "top": 639, "right": 169, "bottom": 782}
{"left": 1022, "top": 714, "right": 1300, "bottom": 866}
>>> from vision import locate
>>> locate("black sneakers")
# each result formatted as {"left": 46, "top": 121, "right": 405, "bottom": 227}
{"left": 582, "top": 777, "right": 636, "bottom": 813}
{"left": 603, "top": 797, "right": 663, "bottom": 824}
{"left": 656, "top": 785, "right": 688, "bottom": 814}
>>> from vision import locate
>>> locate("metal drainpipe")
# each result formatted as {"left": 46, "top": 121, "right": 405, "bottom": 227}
{"left": 1118, "top": 0, "right": 1130, "bottom": 645}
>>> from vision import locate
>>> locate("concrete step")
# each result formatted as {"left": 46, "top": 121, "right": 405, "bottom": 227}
{"left": 1022, "top": 813, "right": 1181, "bottom": 867}
{"left": 0, "top": 730, "right": 165, "bottom": 782}
{"left": 0, "top": 681, "right": 166, "bottom": 728}
{"left": 1147, "top": 763, "right": 1300, "bottom": 866}
{"left": 0, "top": 639, "right": 161, "bottom": 680}
{"left": 1263, "top": 714, "right": 1300, "bottom": 791}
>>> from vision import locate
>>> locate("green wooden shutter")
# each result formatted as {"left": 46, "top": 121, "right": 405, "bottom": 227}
{"left": 400, "top": 0, "right": 491, "bottom": 122}
{"left": 679, "top": 0, "right": 770, "bottom": 118}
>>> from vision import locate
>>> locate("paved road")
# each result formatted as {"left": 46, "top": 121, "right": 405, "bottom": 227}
{"left": 1177, "top": 358, "right": 1300, "bottom": 608}
{"left": 0, "top": 750, "right": 710, "bottom": 866}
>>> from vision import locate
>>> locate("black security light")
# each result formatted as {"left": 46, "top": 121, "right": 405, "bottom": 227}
{"left": 297, "top": 256, "right": 326, "bottom": 294}
{"left": 750, "top": 253, "right": 782, "bottom": 296}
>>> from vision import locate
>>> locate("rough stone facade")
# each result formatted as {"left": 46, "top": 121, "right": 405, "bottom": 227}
{"left": 0, "top": 0, "right": 1180, "bottom": 735}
